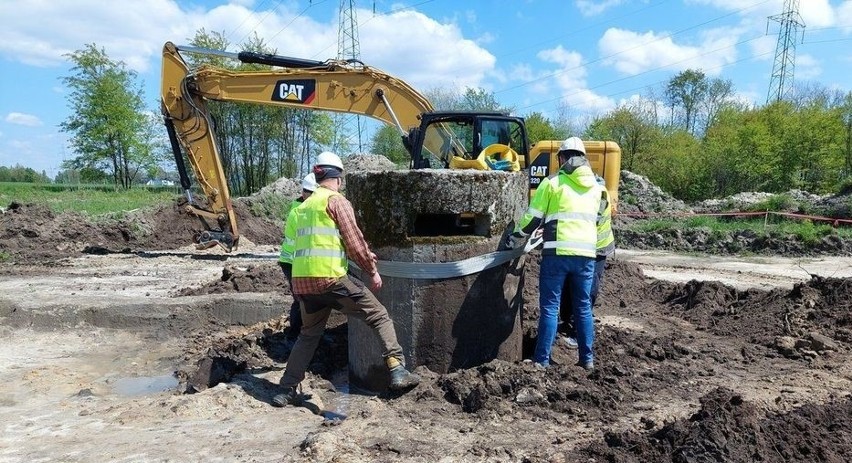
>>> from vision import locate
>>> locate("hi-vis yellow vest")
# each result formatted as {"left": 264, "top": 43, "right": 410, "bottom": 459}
{"left": 523, "top": 171, "right": 601, "bottom": 258}
{"left": 292, "top": 187, "right": 348, "bottom": 278}
{"left": 278, "top": 199, "right": 303, "bottom": 264}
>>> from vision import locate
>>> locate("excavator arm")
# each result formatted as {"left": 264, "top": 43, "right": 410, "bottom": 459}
{"left": 161, "top": 42, "right": 441, "bottom": 251}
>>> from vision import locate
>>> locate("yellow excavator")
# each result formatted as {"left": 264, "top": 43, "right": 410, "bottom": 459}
{"left": 160, "top": 42, "right": 620, "bottom": 251}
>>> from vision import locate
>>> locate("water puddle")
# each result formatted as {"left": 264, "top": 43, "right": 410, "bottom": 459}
{"left": 113, "top": 374, "right": 179, "bottom": 396}
{"left": 320, "top": 372, "right": 351, "bottom": 422}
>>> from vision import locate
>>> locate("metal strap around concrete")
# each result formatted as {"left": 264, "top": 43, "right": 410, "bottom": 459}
{"left": 349, "top": 237, "right": 543, "bottom": 279}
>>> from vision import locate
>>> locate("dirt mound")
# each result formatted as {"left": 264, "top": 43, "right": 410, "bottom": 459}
{"left": 343, "top": 154, "right": 400, "bottom": 172}
{"left": 660, "top": 276, "right": 851, "bottom": 361}
{"left": 0, "top": 202, "right": 133, "bottom": 262}
{"left": 618, "top": 171, "right": 691, "bottom": 214}
{"left": 695, "top": 189, "right": 852, "bottom": 218}
{"left": 578, "top": 387, "right": 852, "bottom": 463}
{"left": 438, "top": 326, "right": 699, "bottom": 420}
{"left": 177, "top": 262, "right": 288, "bottom": 296}
{"left": 0, "top": 199, "right": 281, "bottom": 263}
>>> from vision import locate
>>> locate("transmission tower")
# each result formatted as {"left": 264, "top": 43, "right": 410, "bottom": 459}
{"left": 337, "top": 0, "right": 364, "bottom": 152}
{"left": 766, "top": 0, "right": 805, "bottom": 103}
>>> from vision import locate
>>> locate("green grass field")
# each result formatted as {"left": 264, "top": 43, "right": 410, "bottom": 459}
{"left": 0, "top": 182, "right": 180, "bottom": 216}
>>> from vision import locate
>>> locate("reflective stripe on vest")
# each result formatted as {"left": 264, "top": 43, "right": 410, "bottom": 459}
{"left": 541, "top": 175, "right": 601, "bottom": 258}
{"left": 294, "top": 248, "right": 346, "bottom": 258}
{"left": 545, "top": 211, "right": 598, "bottom": 223}
{"left": 292, "top": 188, "right": 348, "bottom": 278}
{"left": 297, "top": 226, "right": 340, "bottom": 237}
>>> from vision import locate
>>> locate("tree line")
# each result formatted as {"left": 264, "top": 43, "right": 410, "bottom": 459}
{"left": 0, "top": 165, "right": 50, "bottom": 183}
{"left": 585, "top": 70, "right": 852, "bottom": 201}
{"left": 57, "top": 37, "right": 851, "bottom": 202}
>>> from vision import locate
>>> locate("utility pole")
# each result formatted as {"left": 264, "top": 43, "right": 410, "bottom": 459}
{"left": 766, "top": 0, "right": 805, "bottom": 104}
{"left": 338, "top": 0, "right": 364, "bottom": 153}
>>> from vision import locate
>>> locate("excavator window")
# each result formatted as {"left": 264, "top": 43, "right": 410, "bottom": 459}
{"left": 422, "top": 119, "right": 474, "bottom": 166}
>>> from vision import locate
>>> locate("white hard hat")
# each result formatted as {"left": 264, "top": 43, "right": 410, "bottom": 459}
{"left": 315, "top": 151, "right": 344, "bottom": 170}
{"left": 558, "top": 137, "right": 586, "bottom": 156}
{"left": 301, "top": 172, "right": 317, "bottom": 192}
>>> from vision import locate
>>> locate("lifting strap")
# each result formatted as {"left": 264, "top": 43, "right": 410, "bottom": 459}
{"left": 349, "top": 236, "right": 542, "bottom": 279}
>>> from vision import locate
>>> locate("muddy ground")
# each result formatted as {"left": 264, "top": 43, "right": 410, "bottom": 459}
{"left": 1, "top": 201, "right": 852, "bottom": 462}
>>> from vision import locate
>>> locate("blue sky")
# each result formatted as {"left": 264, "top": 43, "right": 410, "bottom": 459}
{"left": 1, "top": 0, "right": 850, "bottom": 177}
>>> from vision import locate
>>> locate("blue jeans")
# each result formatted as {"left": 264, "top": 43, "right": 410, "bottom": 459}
{"left": 535, "top": 255, "right": 595, "bottom": 366}
{"left": 559, "top": 256, "right": 606, "bottom": 336}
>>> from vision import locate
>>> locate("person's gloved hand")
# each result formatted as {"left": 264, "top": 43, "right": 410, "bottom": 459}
{"left": 505, "top": 232, "right": 526, "bottom": 250}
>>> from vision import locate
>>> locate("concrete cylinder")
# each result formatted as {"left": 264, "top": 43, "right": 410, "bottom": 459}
{"left": 345, "top": 169, "right": 528, "bottom": 392}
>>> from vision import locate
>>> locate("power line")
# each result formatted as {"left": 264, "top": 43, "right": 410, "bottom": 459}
{"left": 266, "top": 0, "right": 333, "bottom": 45}
{"left": 802, "top": 37, "right": 852, "bottom": 45}
{"left": 226, "top": 0, "right": 275, "bottom": 44}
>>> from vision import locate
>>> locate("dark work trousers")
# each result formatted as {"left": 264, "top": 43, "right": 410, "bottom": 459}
{"left": 279, "top": 274, "right": 404, "bottom": 389}
{"left": 558, "top": 256, "right": 607, "bottom": 338}
{"left": 278, "top": 262, "right": 302, "bottom": 340}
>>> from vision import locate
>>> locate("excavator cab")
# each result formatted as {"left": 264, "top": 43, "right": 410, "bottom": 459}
{"left": 409, "top": 112, "right": 529, "bottom": 170}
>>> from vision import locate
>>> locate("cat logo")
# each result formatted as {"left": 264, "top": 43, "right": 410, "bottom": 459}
{"left": 271, "top": 79, "right": 316, "bottom": 105}
{"left": 530, "top": 165, "right": 547, "bottom": 177}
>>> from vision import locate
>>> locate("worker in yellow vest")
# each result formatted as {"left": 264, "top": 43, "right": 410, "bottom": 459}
{"left": 509, "top": 137, "right": 602, "bottom": 370}
{"left": 278, "top": 172, "right": 317, "bottom": 343}
{"left": 557, "top": 174, "right": 614, "bottom": 349}
{"left": 273, "top": 152, "right": 420, "bottom": 407}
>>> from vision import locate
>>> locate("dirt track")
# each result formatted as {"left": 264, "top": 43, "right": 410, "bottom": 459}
{"left": 2, "top": 240, "right": 851, "bottom": 462}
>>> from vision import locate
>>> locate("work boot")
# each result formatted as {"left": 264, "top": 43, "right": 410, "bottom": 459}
{"left": 386, "top": 356, "right": 420, "bottom": 391}
{"left": 271, "top": 386, "right": 297, "bottom": 407}
{"left": 388, "top": 365, "right": 421, "bottom": 390}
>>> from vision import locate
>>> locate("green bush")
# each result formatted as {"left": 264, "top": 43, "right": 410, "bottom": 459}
{"left": 746, "top": 193, "right": 797, "bottom": 212}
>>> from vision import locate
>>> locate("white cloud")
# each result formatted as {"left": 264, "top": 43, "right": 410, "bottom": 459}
{"left": 357, "top": 9, "right": 495, "bottom": 91}
{"left": 576, "top": 0, "right": 626, "bottom": 17}
{"left": 534, "top": 46, "right": 615, "bottom": 113}
{"left": 749, "top": 35, "right": 777, "bottom": 61}
{"left": 4, "top": 113, "right": 42, "bottom": 127}
{"left": 839, "top": 1, "right": 852, "bottom": 33}
{"left": 598, "top": 27, "right": 739, "bottom": 76}
{"left": 9, "top": 140, "right": 34, "bottom": 151}
{"left": 794, "top": 54, "right": 822, "bottom": 80}
{"left": 0, "top": 2, "right": 496, "bottom": 97}
{"left": 0, "top": 0, "right": 184, "bottom": 70}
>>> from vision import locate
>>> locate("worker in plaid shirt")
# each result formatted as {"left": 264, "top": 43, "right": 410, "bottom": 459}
{"left": 273, "top": 152, "right": 420, "bottom": 407}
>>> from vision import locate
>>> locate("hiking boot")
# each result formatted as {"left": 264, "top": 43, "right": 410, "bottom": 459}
{"left": 579, "top": 361, "right": 594, "bottom": 371}
{"left": 388, "top": 365, "right": 421, "bottom": 391}
{"left": 271, "top": 386, "right": 297, "bottom": 407}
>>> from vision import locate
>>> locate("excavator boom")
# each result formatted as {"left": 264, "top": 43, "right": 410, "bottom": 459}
{"left": 161, "top": 42, "right": 438, "bottom": 251}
